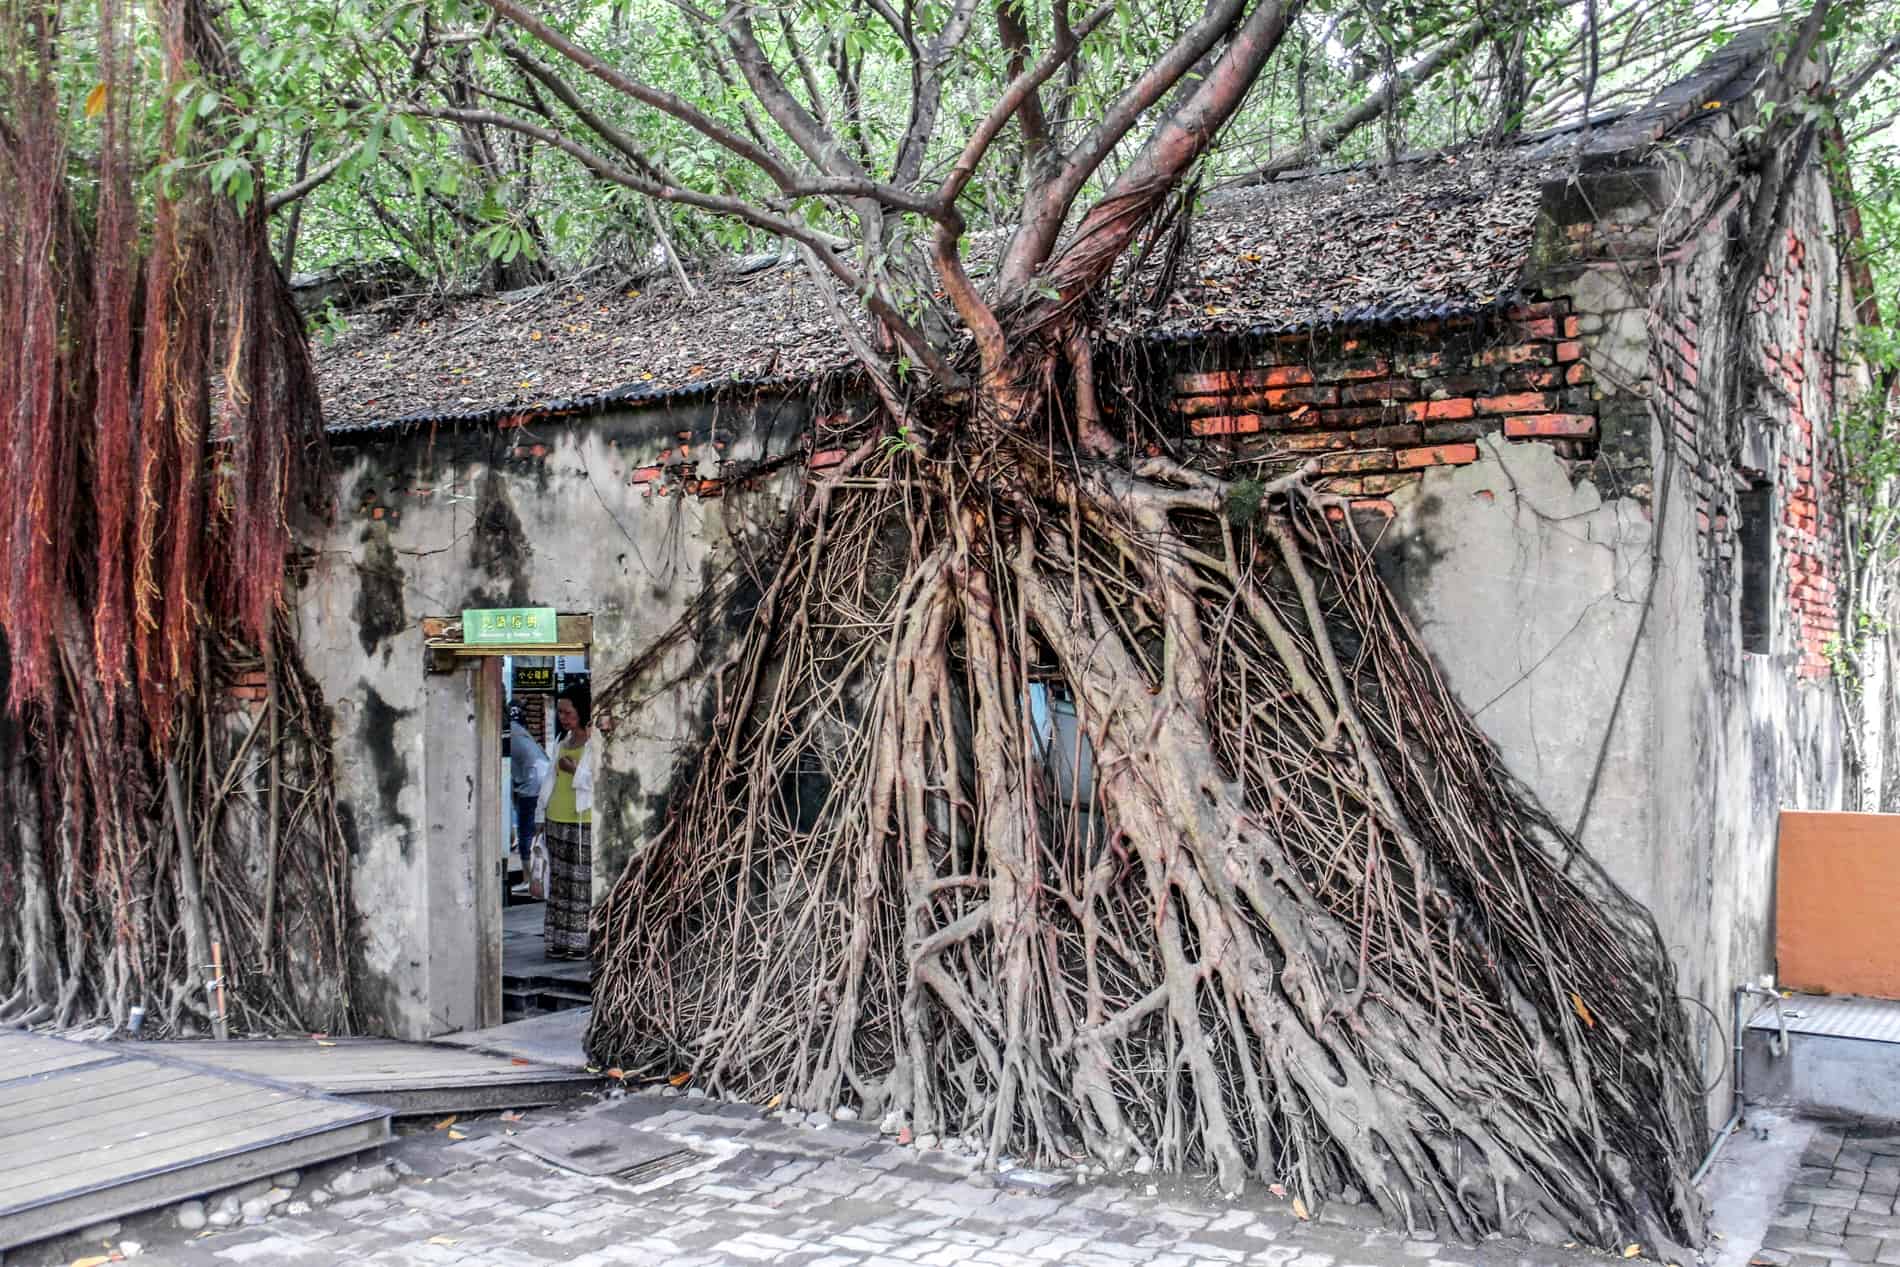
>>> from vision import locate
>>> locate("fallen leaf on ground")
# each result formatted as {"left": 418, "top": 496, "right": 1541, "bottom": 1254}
{"left": 315, "top": 1039, "right": 337, "bottom": 1047}
{"left": 447, "top": 1130, "right": 467, "bottom": 1140}
{"left": 500, "top": 1111, "right": 525, "bottom": 1123}
{"left": 433, "top": 1115, "right": 458, "bottom": 1131}
{"left": 1292, "top": 1197, "right": 1309, "bottom": 1220}
{"left": 427, "top": 1236, "right": 458, "bottom": 1246}
{"left": 763, "top": 1093, "right": 782, "bottom": 1110}
{"left": 605, "top": 1067, "right": 626, "bottom": 1081}
{"left": 1267, "top": 1182, "right": 1287, "bottom": 1197}
{"left": 1624, "top": 1245, "right": 1642, "bottom": 1259}
{"left": 70, "top": 1257, "right": 115, "bottom": 1267}
{"left": 668, "top": 1072, "right": 690, "bottom": 1086}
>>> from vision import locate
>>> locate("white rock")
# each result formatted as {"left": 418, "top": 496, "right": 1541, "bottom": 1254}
{"left": 212, "top": 1195, "right": 241, "bottom": 1219}
{"left": 271, "top": 1170, "right": 301, "bottom": 1189}
{"left": 1144, "top": 1184, "right": 1159, "bottom": 1197}
{"left": 1133, "top": 1156, "right": 1154, "bottom": 1175}
{"left": 174, "top": 1200, "right": 207, "bottom": 1231}
{"left": 117, "top": 1241, "right": 142, "bottom": 1258}
{"left": 916, "top": 1133, "right": 939, "bottom": 1150}
{"left": 879, "top": 1111, "right": 904, "bottom": 1135}
{"left": 78, "top": 1220, "right": 121, "bottom": 1241}
{"left": 286, "top": 1200, "right": 311, "bottom": 1217}
{"left": 327, "top": 1162, "right": 396, "bottom": 1197}
{"left": 234, "top": 1178, "right": 273, "bottom": 1201}
{"left": 240, "top": 1196, "right": 275, "bottom": 1221}
{"left": 264, "top": 1187, "right": 292, "bottom": 1207}
{"left": 206, "top": 1208, "right": 238, "bottom": 1230}
{"left": 308, "top": 1189, "right": 335, "bottom": 1208}
{"left": 832, "top": 1105, "right": 858, "bottom": 1122}
{"left": 685, "top": 1087, "right": 707, "bottom": 1099}
{"left": 659, "top": 1086, "right": 680, "bottom": 1098}
{"left": 805, "top": 1112, "right": 830, "bottom": 1130}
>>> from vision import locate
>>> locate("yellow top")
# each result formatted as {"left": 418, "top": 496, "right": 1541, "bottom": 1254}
{"left": 545, "top": 745, "right": 591, "bottom": 825}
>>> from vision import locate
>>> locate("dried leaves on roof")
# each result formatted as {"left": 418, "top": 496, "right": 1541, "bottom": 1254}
{"left": 314, "top": 151, "right": 1560, "bottom": 430}
{"left": 314, "top": 263, "right": 862, "bottom": 429}
{"left": 1110, "top": 151, "right": 1557, "bottom": 340}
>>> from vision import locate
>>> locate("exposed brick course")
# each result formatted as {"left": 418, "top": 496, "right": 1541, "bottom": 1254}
{"left": 1167, "top": 300, "right": 1598, "bottom": 504}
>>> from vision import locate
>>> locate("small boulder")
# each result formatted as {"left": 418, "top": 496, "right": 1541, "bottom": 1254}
{"left": 234, "top": 1178, "right": 273, "bottom": 1201}
{"left": 916, "top": 1133, "right": 939, "bottom": 1150}
{"left": 240, "top": 1196, "right": 275, "bottom": 1222}
{"left": 117, "top": 1241, "right": 142, "bottom": 1258}
{"left": 174, "top": 1200, "right": 207, "bottom": 1231}
{"left": 832, "top": 1106, "right": 858, "bottom": 1122}
{"left": 271, "top": 1170, "right": 301, "bottom": 1189}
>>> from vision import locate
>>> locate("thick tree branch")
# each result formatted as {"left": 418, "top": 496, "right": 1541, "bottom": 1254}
{"left": 478, "top": 0, "right": 801, "bottom": 190}
{"left": 998, "top": 0, "right": 1255, "bottom": 290}
{"left": 890, "top": 0, "right": 984, "bottom": 189}
{"left": 1039, "top": 0, "right": 1301, "bottom": 301}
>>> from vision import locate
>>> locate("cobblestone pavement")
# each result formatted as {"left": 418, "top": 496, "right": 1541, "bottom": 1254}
{"left": 1746, "top": 1123, "right": 1900, "bottom": 1266}
{"left": 20, "top": 1090, "right": 1642, "bottom": 1267}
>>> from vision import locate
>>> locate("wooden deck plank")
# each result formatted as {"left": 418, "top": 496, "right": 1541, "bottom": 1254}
{"left": 3, "top": 1096, "right": 371, "bottom": 1199}
{"left": 0, "top": 1032, "right": 119, "bottom": 1083}
{"left": 0, "top": 1033, "right": 390, "bottom": 1252}
{"left": 18, "top": 1076, "right": 302, "bottom": 1149}
{"left": 0, "top": 1116, "right": 388, "bottom": 1249}
{"left": 144, "top": 1038, "right": 594, "bottom": 1089}
{"left": 0, "top": 1061, "right": 203, "bottom": 1122}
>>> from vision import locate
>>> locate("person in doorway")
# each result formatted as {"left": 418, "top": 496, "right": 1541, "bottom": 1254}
{"left": 508, "top": 704, "right": 548, "bottom": 877}
{"left": 533, "top": 686, "right": 598, "bottom": 961}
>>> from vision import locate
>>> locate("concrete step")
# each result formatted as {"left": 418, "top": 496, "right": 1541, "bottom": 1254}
{"left": 1741, "top": 992, "right": 1900, "bottom": 1122}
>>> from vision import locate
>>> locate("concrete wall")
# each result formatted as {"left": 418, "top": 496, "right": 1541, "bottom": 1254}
{"left": 292, "top": 397, "right": 805, "bottom": 1036}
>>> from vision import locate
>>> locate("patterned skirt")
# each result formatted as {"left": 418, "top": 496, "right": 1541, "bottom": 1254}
{"left": 543, "top": 818, "right": 593, "bottom": 960}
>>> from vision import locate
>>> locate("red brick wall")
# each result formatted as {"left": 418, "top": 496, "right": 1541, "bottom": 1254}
{"left": 1760, "top": 228, "right": 1840, "bottom": 679}
{"left": 1167, "top": 301, "right": 1595, "bottom": 511}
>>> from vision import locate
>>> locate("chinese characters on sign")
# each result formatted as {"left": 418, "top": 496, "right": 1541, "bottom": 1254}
{"left": 461, "top": 607, "right": 559, "bottom": 646}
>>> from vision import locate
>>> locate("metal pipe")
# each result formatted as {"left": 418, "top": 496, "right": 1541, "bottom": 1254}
{"left": 1692, "top": 985, "right": 1753, "bottom": 1185}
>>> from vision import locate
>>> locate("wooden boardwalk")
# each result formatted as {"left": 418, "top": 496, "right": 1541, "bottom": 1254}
{"left": 0, "top": 1031, "right": 388, "bottom": 1250}
{"left": 147, "top": 1037, "right": 600, "bottom": 1113}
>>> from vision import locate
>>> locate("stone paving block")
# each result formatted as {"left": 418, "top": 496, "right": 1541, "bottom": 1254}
{"left": 1844, "top": 1235, "right": 1883, "bottom": 1262}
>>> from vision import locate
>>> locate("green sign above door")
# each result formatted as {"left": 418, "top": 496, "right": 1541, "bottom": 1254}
{"left": 462, "top": 607, "right": 558, "bottom": 646}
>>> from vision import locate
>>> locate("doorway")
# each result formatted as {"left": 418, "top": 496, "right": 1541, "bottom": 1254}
{"left": 419, "top": 612, "right": 593, "bottom": 1036}
{"left": 500, "top": 651, "right": 593, "bottom": 1021}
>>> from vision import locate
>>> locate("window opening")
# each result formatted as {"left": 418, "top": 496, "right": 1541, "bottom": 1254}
{"left": 1739, "top": 480, "right": 1773, "bottom": 654}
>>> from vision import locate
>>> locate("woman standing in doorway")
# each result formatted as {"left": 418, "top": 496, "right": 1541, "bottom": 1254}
{"left": 534, "top": 686, "right": 597, "bottom": 961}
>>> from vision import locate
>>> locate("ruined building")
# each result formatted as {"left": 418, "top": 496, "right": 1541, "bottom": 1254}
{"left": 290, "top": 32, "right": 1869, "bottom": 1127}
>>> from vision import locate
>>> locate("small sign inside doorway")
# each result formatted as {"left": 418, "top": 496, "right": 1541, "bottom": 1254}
{"left": 512, "top": 664, "right": 555, "bottom": 691}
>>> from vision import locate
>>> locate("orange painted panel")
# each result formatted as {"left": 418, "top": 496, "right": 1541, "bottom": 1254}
{"left": 1778, "top": 810, "right": 1900, "bottom": 1000}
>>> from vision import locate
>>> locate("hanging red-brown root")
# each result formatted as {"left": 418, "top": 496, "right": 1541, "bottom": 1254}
{"left": 591, "top": 418, "right": 1705, "bottom": 1254}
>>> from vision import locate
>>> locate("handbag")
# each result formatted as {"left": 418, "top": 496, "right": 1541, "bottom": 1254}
{"left": 528, "top": 833, "right": 551, "bottom": 900}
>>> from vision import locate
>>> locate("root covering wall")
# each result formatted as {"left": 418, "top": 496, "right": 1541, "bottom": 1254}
{"left": 297, "top": 131, "right": 1854, "bottom": 1070}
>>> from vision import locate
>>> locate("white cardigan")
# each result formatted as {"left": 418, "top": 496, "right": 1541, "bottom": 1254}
{"left": 534, "top": 730, "right": 600, "bottom": 820}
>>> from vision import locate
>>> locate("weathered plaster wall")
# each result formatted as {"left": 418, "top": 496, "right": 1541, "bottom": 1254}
{"left": 1374, "top": 139, "right": 1853, "bottom": 1123}
{"left": 292, "top": 397, "right": 806, "bottom": 1037}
